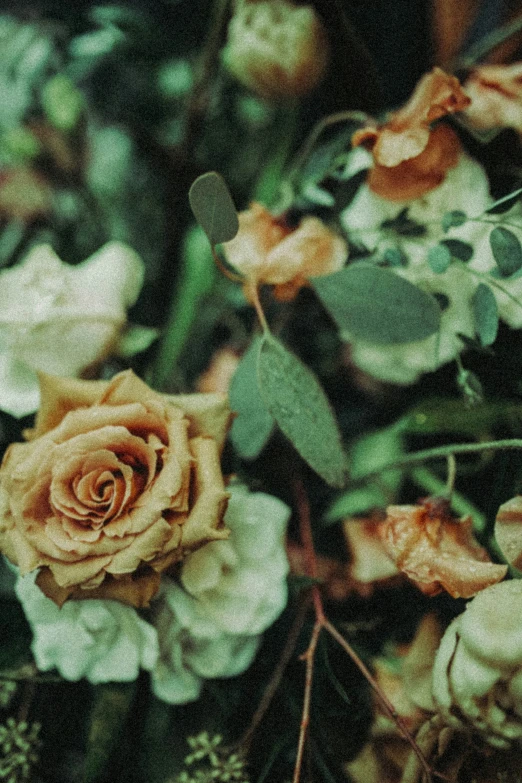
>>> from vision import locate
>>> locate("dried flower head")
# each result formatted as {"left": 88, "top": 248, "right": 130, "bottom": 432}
{"left": 464, "top": 62, "right": 522, "bottom": 134}
{"left": 223, "top": 0, "right": 328, "bottom": 101}
{"left": 379, "top": 498, "right": 507, "bottom": 598}
{"left": 353, "top": 68, "right": 470, "bottom": 201}
{"left": 222, "top": 202, "right": 347, "bottom": 301}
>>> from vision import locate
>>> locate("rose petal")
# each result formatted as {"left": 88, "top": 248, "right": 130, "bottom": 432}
{"left": 380, "top": 500, "right": 507, "bottom": 598}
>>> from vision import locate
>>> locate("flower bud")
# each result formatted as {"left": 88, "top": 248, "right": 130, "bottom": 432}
{"left": 222, "top": 0, "right": 329, "bottom": 101}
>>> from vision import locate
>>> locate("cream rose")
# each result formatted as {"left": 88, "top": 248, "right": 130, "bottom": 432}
{"left": 0, "top": 241, "right": 144, "bottom": 418}
{"left": 0, "top": 370, "right": 232, "bottom": 607}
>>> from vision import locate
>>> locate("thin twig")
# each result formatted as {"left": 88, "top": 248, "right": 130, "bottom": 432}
{"left": 237, "top": 595, "right": 311, "bottom": 754}
{"left": 292, "top": 618, "right": 322, "bottom": 783}
{"left": 445, "top": 454, "right": 457, "bottom": 499}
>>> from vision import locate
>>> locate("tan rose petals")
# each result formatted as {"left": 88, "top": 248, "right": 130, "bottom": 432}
{"left": 222, "top": 203, "right": 347, "bottom": 301}
{"left": 379, "top": 498, "right": 507, "bottom": 598}
{"left": 464, "top": 63, "right": 522, "bottom": 133}
{"left": 353, "top": 67, "right": 470, "bottom": 200}
{"left": 0, "top": 369, "right": 232, "bottom": 607}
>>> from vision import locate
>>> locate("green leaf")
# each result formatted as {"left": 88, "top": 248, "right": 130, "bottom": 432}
{"left": 188, "top": 172, "right": 239, "bottom": 246}
{"left": 485, "top": 186, "right": 522, "bottom": 215}
{"left": 84, "top": 682, "right": 137, "bottom": 783}
{"left": 382, "top": 246, "right": 407, "bottom": 267}
{"left": 490, "top": 226, "right": 522, "bottom": 277}
{"left": 312, "top": 264, "right": 441, "bottom": 344}
{"left": 325, "top": 426, "right": 403, "bottom": 522}
{"left": 229, "top": 336, "right": 274, "bottom": 460}
{"left": 401, "top": 397, "right": 522, "bottom": 437}
{"left": 41, "top": 75, "right": 85, "bottom": 132}
{"left": 117, "top": 325, "right": 159, "bottom": 358}
{"left": 427, "top": 244, "right": 451, "bottom": 273}
{"left": 440, "top": 238, "right": 473, "bottom": 262}
{"left": 472, "top": 283, "right": 498, "bottom": 346}
{"left": 442, "top": 210, "right": 467, "bottom": 232}
{"left": 257, "top": 335, "right": 347, "bottom": 487}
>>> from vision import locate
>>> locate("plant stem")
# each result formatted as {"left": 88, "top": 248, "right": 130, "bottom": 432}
{"left": 357, "top": 439, "right": 522, "bottom": 483}
{"left": 457, "top": 13, "right": 522, "bottom": 68}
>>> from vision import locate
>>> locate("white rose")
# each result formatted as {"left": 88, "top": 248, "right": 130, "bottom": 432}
{"left": 15, "top": 571, "right": 158, "bottom": 683}
{"left": 151, "top": 484, "right": 290, "bottom": 704}
{"left": 0, "top": 241, "right": 144, "bottom": 417}
{"left": 432, "top": 580, "right": 522, "bottom": 748}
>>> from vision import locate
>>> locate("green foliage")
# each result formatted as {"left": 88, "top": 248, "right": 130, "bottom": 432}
{"left": 41, "top": 75, "right": 85, "bottom": 132}
{"left": 427, "top": 243, "right": 452, "bottom": 273}
{"left": 490, "top": 226, "right": 522, "bottom": 278}
{"left": 381, "top": 208, "right": 426, "bottom": 237}
{"left": 472, "top": 283, "right": 499, "bottom": 346}
{"left": 257, "top": 335, "right": 347, "bottom": 487}
{"left": 439, "top": 238, "right": 474, "bottom": 262}
{"left": 0, "top": 600, "right": 32, "bottom": 672}
{"left": 188, "top": 172, "right": 239, "bottom": 247}
{"left": 83, "top": 682, "right": 137, "bottom": 783}
{"left": 229, "top": 337, "right": 274, "bottom": 460}
{"left": 442, "top": 210, "right": 467, "bottom": 232}
{"left": 312, "top": 263, "right": 441, "bottom": 344}
{"left": 325, "top": 425, "right": 403, "bottom": 521}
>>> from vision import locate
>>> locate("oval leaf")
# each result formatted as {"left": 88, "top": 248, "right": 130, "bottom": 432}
{"left": 257, "top": 335, "right": 347, "bottom": 487}
{"left": 188, "top": 171, "right": 239, "bottom": 246}
{"left": 442, "top": 210, "right": 467, "bottom": 232}
{"left": 427, "top": 244, "right": 451, "bottom": 273}
{"left": 312, "top": 264, "right": 441, "bottom": 344}
{"left": 472, "top": 283, "right": 498, "bottom": 347}
{"left": 440, "top": 238, "right": 473, "bottom": 262}
{"left": 229, "top": 336, "right": 274, "bottom": 460}
{"left": 490, "top": 226, "right": 522, "bottom": 277}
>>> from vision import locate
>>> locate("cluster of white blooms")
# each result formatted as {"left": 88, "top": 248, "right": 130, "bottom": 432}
{"left": 341, "top": 153, "right": 499, "bottom": 384}
{"left": 432, "top": 580, "right": 522, "bottom": 747}
{"left": 13, "top": 484, "right": 290, "bottom": 700}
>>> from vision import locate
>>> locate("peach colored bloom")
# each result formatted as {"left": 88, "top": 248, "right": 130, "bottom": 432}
{"left": 353, "top": 68, "right": 470, "bottom": 200}
{"left": 464, "top": 63, "right": 522, "bottom": 133}
{"left": 223, "top": 0, "right": 328, "bottom": 101}
{"left": 379, "top": 498, "right": 507, "bottom": 598}
{"left": 0, "top": 370, "right": 232, "bottom": 608}
{"left": 196, "top": 348, "right": 240, "bottom": 394}
{"left": 222, "top": 202, "right": 347, "bottom": 301}
{"left": 343, "top": 517, "right": 400, "bottom": 594}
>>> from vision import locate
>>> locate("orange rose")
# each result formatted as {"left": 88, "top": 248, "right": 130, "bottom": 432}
{"left": 0, "top": 370, "right": 232, "bottom": 608}
{"left": 353, "top": 68, "right": 470, "bottom": 200}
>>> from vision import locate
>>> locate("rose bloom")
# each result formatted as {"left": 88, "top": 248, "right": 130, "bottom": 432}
{"left": 0, "top": 241, "right": 145, "bottom": 418}
{"left": 463, "top": 62, "right": 522, "bottom": 133}
{"left": 0, "top": 369, "right": 232, "bottom": 607}
{"left": 222, "top": 202, "right": 347, "bottom": 301}
{"left": 15, "top": 570, "right": 158, "bottom": 683}
{"left": 222, "top": 0, "right": 328, "bottom": 101}
{"left": 353, "top": 68, "right": 470, "bottom": 201}
{"left": 432, "top": 580, "right": 522, "bottom": 748}
{"left": 151, "top": 483, "right": 290, "bottom": 704}
{"left": 379, "top": 498, "right": 507, "bottom": 598}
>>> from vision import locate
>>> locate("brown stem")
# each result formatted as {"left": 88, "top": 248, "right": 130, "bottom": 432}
{"left": 237, "top": 594, "right": 311, "bottom": 755}
{"left": 292, "top": 617, "right": 322, "bottom": 783}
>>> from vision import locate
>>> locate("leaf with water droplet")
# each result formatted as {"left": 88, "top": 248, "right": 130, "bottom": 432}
{"left": 257, "top": 335, "right": 347, "bottom": 487}
{"left": 188, "top": 171, "right": 239, "bottom": 246}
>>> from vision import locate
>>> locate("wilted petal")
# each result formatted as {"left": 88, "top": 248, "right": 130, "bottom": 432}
{"left": 380, "top": 499, "right": 507, "bottom": 598}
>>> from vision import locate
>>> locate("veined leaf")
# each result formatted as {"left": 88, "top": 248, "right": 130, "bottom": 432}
{"left": 312, "top": 264, "right": 441, "bottom": 344}
{"left": 229, "top": 336, "right": 274, "bottom": 460}
{"left": 188, "top": 171, "right": 239, "bottom": 246}
{"left": 490, "top": 226, "right": 522, "bottom": 277}
{"left": 257, "top": 335, "right": 347, "bottom": 487}
{"left": 472, "top": 283, "right": 498, "bottom": 346}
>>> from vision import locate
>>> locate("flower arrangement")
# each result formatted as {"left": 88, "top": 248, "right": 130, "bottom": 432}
{"left": 2, "top": 2, "right": 522, "bottom": 783}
